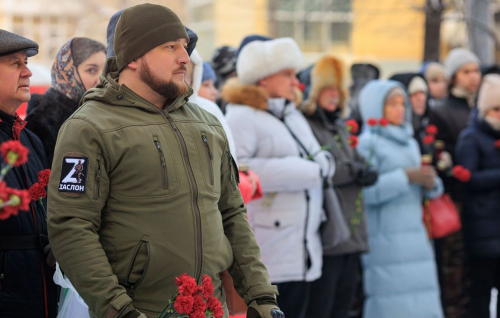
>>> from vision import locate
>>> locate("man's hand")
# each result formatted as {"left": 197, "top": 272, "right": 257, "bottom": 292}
{"left": 247, "top": 297, "right": 285, "bottom": 318}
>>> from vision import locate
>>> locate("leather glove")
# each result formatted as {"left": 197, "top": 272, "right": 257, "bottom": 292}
{"left": 247, "top": 297, "right": 285, "bottom": 318}
{"left": 356, "top": 165, "right": 378, "bottom": 187}
{"left": 43, "top": 245, "right": 56, "bottom": 269}
{"left": 405, "top": 167, "right": 436, "bottom": 190}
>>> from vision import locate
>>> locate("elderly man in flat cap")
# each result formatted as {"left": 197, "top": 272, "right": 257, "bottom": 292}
{"left": 0, "top": 30, "right": 58, "bottom": 318}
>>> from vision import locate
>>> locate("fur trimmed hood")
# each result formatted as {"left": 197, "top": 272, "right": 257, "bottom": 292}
{"left": 302, "top": 55, "right": 348, "bottom": 118}
{"left": 221, "top": 77, "right": 303, "bottom": 110}
{"left": 220, "top": 78, "right": 269, "bottom": 110}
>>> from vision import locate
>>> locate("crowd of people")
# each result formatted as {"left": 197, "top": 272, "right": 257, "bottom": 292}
{"left": 0, "top": 3, "right": 499, "bottom": 318}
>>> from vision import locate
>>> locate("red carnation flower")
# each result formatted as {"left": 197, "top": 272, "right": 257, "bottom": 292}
{"left": 367, "top": 118, "right": 378, "bottom": 127}
{"left": 379, "top": 118, "right": 389, "bottom": 127}
{"left": 38, "top": 169, "right": 51, "bottom": 187}
{"left": 175, "top": 273, "right": 198, "bottom": 296}
{"left": 495, "top": 140, "right": 500, "bottom": 149}
{"left": 452, "top": 165, "right": 471, "bottom": 183}
{"left": 207, "top": 297, "right": 224, "bottom": 318}
{"left": 189, "top": 312, "right": 205, "bottom": 318}
{"left": 423, "top": 135, "right": 435, "bottom": 145}
{"left": 192, "top": 294, "right": 207, "bottom": 315}
{"left": 0, "top": 186, "right": 30, "bottom": 220}
{"left": 29, "top": 182, "right": 47, "bottom": 201}
{"left": 1, "top": 140, "right": 29, "bottom": 167}
{"left": 425, "top": 125, "right": 438, "bottom": 136}
{"left": 298, "top": 83, "right": 306, "bottom": 92}
{"left": 348, "top": 135, "right": 359, "bottom": 148}
{"left": 174, "top": 295, "right": 195, "bottom": 314}
{"left": 198, "top": 274, "right": 214, "bottom": 299}
{"left": 345, "top": 120, "right": 359, "bottom": 134}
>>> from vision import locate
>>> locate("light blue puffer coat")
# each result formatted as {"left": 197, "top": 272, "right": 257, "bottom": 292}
{"left": 358, "top": 80, "right": 444, "bottom": 318}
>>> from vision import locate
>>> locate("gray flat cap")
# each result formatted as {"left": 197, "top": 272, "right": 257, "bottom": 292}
{"left": 0, "top": 29, "right": 38, "bottom": 57}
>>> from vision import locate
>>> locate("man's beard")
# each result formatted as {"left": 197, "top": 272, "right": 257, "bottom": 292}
{"left": 140, "top": 60, "right": 189, "bottom": 100}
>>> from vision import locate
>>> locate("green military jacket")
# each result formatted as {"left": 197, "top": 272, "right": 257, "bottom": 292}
{"left": 47, "top": 58, "right": 277, "bottom": 318}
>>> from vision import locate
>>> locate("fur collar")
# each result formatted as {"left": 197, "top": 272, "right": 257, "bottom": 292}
{"left": 220, "top": 78, "right": 268, "bottom": 110}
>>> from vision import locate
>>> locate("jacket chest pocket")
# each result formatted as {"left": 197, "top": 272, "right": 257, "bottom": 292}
{"left": 198, "top": 132, "right": 222, "bottom": 194}
{"left": 153, "top": 136, "right": 168, "bottom": 190}
{"left": 109, "top": 129, "right": 180, "bottom": 198}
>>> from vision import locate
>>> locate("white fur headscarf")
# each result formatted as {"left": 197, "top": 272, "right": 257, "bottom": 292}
{"left": 236, "top": 37, "right": 303, "bottom": 85}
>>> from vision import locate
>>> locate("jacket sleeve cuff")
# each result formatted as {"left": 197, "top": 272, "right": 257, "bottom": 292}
{"left": 243, "top": 284, "right": 279, "bottom": 305}
{"left": 104, "top": 293, "right": 133, "bottom": 318}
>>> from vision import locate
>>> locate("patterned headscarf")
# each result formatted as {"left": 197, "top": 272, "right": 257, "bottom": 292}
{"left": 51, "top": 39, "right": 86, "bottom": 101}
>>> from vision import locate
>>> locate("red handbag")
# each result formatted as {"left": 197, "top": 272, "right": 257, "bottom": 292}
{"left": 423, "top": 194, "right": 462, "bottom": 239}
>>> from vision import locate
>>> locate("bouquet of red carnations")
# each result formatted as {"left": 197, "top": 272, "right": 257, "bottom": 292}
{"left": 158, "top": 274, "right": 224, "bottom": 318}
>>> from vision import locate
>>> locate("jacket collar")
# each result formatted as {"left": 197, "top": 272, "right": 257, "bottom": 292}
{"left": 0, "top": 109, "right": 26, "bottom": 140}
{"left": 220, "top": 78, "right": 268, "bottom": 110}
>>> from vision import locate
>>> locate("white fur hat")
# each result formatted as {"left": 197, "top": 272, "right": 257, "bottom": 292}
{"left": 478, "top": 74, "right": 500, "bottom": 115}
{"left": 236, "top": 37, "right": 303, "bottom": 85}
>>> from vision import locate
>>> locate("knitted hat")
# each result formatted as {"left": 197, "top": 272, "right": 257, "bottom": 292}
{"left": 444, "top": 48, "right": 480, "bottom": 79}
{"left": 202, "top": 62, "right": 217, "bottom": 83}
{"left": 408, "top": 76, "right": 428, "bottom": 95}
{"left": 304, "top": 55, "right": 346, "bottom": 115}
{"left": 237, "top": 37, "right": 303, "bottom": 85}
{"left": 478, "top": 74, "right": 500, "bottom": 115}
{"left": 113, "top": 3, "right": 188, "bottom": 72}
{"left": 424, "top": 62, "right": 446, "bottom": 81}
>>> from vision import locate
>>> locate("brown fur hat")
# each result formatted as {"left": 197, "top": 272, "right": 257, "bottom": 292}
{"left": 303, "top": 55, "right": 347, "bottom": 116}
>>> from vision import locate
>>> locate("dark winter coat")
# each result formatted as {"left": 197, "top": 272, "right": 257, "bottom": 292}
{"left": 305, "top": 108, "right": 369, "bottom": 256}
{"left": 25, "top": 89, "right": 80, "bottom": 164}
{"left": 456, "top": 113, "right": 500, "bottom": 258}
{"left": 428, "top": 93, "right": 472, "bottom": 200}
{"left": 389, "top": 73, "right": 431, "bottom": 154}
{"left": 0, "top": 110, "right": 57, "bottom": 318}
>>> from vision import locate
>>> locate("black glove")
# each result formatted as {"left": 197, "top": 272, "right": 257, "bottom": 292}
{"left": 247, "top": 297, "right": 284, "bottom": 318}
{"left": 43, "top": 245, "right": 56, "bottom": 269}
{"left": 356, "top": 165, "right": 378, "bottom": 187}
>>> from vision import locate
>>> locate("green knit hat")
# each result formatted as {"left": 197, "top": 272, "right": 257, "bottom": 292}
{"left": 114, "top": 3, "right": 188, "bottom": 72}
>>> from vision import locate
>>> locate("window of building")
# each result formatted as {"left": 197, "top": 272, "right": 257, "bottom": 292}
{"left": 269, "top": 0, "right": 352, "bottom": 52}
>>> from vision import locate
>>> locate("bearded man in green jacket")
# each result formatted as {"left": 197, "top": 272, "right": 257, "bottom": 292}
{"left": 47, "top": 4, "right": 282, "bottom": 318}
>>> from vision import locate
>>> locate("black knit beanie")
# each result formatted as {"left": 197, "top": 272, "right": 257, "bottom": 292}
{"left": 114, "top": 3, "right": 188, "bottom": 72}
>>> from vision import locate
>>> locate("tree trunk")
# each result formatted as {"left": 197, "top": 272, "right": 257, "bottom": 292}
{"left": 423, "top": 0, "right": 444, "bottom": 62}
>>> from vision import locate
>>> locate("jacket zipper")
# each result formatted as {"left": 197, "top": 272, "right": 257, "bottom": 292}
{"left": 202, "top": 135, "right": 214, "bottom": 185}
{"left": 303, "top": 190, "right": 310, "bottom": 280}
{"left": 162, "top": 110, "right": 203, "bottom": 282}
{"left": 93, "top": 159, "right": 101, "bottom": 199}
{"left": 227, "top": 151, "right": 239, "bottom": 188}
{"left": 153, "top": 138, "right": 168, "bottom": 190}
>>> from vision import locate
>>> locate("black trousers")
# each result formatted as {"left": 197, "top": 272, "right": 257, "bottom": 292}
{"left": 275, "top": 281, "right": 311, "bottom": 318}
{"left": 306, "top": 253, "right": 361, "bottom": 318}
{"left": 467, "top": 258, "right": 500, "bottom": 318}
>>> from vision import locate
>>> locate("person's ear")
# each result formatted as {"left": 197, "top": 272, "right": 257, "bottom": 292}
{"left": 127, "top": 59, "right": 139, "bottom": 71}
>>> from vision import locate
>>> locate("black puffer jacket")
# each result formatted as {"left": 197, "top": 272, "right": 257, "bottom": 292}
{"left": 428, "top": 93, "right": 472, "bottom": 200}
{"left": 26, "top": 89, "right": 80, "bottom": 164}
{"left": 0, "top": 110, "right": 57, "bottom": 318}
{"left": 456, "top": 113, "right": 500, "bottom": 258}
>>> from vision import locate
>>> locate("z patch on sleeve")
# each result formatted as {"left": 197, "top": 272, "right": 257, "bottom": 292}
{"left": 59, "top": 152, "right": 89, "bottom": 197}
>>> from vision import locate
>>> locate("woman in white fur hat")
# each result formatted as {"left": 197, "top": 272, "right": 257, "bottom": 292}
{"left": 222, "top": 38, "right": 335, "bottom": 318}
